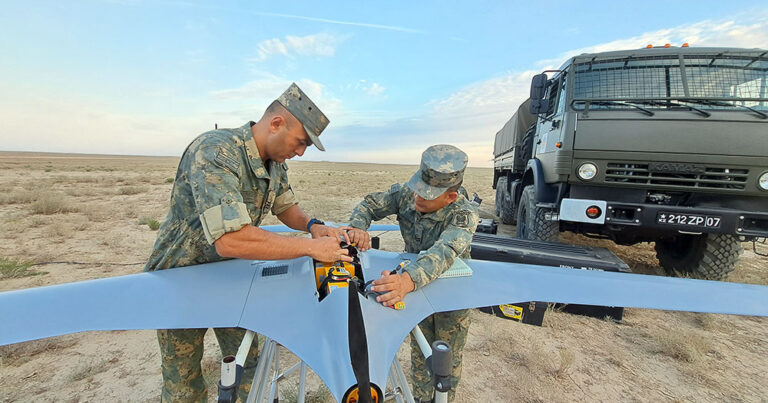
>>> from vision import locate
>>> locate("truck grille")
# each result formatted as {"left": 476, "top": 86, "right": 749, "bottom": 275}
{"left": 605, "top": 163, "right": 749, "bottom": 190}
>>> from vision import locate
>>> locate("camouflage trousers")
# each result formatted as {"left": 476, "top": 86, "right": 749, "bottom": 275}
{"left": 157, "top": 327, "right": 260, "bottom": 402}
{"left": 409, "top": 309, "right": 471, "bottom": 402}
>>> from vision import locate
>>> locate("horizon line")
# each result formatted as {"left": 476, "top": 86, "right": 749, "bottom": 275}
{"left": 0, "top": 150, "right": 493, "bottom": 169}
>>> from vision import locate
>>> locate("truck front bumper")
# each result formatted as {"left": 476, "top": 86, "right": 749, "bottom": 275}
{"left": 559, "top": 198, "right": 768, "bottom": 237}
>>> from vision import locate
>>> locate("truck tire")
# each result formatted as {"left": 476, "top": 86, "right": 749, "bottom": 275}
{"left": 654, "top": 234, "right": 742, "bottom": 280}
{"left": 495, "top": 177, "right": 517, "bottom": 225}
{"left": 494, "top": 177, "right": 504, "bottom": 216}
{"left": 516, "top": 185, "right": 558, "bottom": 242}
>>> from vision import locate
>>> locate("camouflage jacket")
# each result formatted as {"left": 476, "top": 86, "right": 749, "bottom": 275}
{"left": 348, "top": 184, "right": 479, "bottom": 290}
{"left": 145, "top": 122, "right": 297, "bottom": 271}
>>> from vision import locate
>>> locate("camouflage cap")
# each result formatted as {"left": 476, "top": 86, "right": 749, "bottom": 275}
{"left": 276, "top": 82, "right": 329, "bottom": 151}
{"left": 406, "top": 144, "right": 468, "bottom": 200}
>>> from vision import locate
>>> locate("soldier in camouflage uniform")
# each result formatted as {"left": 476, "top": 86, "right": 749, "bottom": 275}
{"left": 145, "top": 83, "right": 354, "bottom": 402}
{"left": 346, "top": 144, "right": 479, "bottom": 403}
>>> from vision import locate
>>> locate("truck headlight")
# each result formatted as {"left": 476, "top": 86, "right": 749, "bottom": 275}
{"left": 759, "top": 172, "right": 768, "bottom": 191}
{"left": 577, "top": 163, "right": 598, "bottom": 180}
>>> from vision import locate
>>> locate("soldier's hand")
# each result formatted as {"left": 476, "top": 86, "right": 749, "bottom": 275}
{"left": 310, "top": 224, "right": 347, "bottom": 243}
{"left": 309, "top": 236, "right": 353, "bottom": 263}
{"left": 344, "top": 227, "right": 371, "bottom": 251}
{"left": 371, "top": 270, "right": 415, "bottom": 307}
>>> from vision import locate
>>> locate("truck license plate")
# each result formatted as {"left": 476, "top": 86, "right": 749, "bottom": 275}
{"left": 656, "top": 212, "right": 721, "bottom": 228}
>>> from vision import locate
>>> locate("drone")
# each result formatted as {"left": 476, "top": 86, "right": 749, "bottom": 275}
{"left": 1, "top": 224, "right": 767, "bottom": 402}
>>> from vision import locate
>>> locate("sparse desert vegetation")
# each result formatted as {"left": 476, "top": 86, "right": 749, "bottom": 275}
{"left": 0, "top": 256, "right": 44, "bottom": 279}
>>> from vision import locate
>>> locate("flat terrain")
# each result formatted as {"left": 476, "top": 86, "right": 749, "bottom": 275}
{"left": 0, "top": 151, "right": 766, "bottom": 402}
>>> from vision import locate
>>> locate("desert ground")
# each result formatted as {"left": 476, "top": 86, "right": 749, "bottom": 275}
{"left": 0, "top": 151, "right": 766, "bottom": 402}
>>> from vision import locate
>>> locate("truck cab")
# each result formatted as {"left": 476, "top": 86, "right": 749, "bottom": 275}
{"left": 494, "top": 46, "right": 768, "bottom": 280}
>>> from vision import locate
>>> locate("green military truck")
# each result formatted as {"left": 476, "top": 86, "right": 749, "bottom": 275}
{"left": 493, "top": 46, "right": 768, "bottom": 280}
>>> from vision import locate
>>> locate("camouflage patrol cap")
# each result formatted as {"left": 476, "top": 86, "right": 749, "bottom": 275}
{"left": 406, "top": 144, "right": 468, "bottom": 200}
{"left": 276, "top": 82, "right": 329, "bottom": 151}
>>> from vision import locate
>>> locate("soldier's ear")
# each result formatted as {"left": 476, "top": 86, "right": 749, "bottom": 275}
{"left": 269, "top": 115, "right": 287, "bottom": 133}
{"left": 445, "top": 191, "right": 459, "bottom": 203}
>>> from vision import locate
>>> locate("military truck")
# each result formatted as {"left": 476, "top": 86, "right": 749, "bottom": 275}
{"left": 493, "top": 46, "right": 768, "bottom": 280}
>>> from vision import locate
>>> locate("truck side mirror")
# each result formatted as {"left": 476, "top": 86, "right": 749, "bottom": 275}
{"left": 530, "top": 99, "right": 550, "bottom": 115}
{"left": 529, "top": 73, "right": 549, "bottom": 115}
{"left": 530, "top": 74, "right": 548, "bottom": 101}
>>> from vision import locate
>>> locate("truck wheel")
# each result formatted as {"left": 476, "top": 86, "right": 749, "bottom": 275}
{"left": 496, "top": 177, "right": 517, "bottom": 225}
{"left": 494, "top": 177, "right": 504, "bottom": 216}
{"left": 654, "top": 234, "right": 743, "bottom": 280}
{"left": 516, "top": 185, "right": 558, "bottom": 242}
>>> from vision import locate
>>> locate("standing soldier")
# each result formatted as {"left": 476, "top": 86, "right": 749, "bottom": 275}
{"left": 345, "top": 144, "right": 479, "bottom": 403}
{"left": 145, "top": 83, "right": 352, "bottom": 402}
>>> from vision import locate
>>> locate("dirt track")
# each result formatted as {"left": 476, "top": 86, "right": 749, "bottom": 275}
{"left": 1, "top": 152, "right": 766, "bottom": 402}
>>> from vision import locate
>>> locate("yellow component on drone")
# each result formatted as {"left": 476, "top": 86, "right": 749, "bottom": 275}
{"left": 315, "top": 261, "right": 358, "bottom": 300}
{"left": 343, "top": 385, "right": 381, "bottom": 403}
{"left": 315, "top": 261, "right": 356, "bottom": 290}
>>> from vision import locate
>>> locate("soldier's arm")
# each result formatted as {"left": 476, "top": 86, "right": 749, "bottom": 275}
{"left": 214, "top": 225, "right": 351, "bottom": 262}
{"left": 348, "top": 183, "right": 403, "bottom": 230}
{"left": 346, "top": 184, "right": 403, "bottom": 250}
{"left": 403, "top": 208, "right": 479, "bottom": 290}
{"left": 189, "top": 144, "right": 349, "bottom": 262}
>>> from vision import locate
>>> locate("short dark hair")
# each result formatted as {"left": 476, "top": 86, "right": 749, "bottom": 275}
{"left": 263, "top": 100, "right": 294, "bottom": 129}
{"left": 264, "top": 100, "right": 286, "bottom": 117}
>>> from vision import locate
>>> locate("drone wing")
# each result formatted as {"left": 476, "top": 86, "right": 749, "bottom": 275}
{"left": 353, "top": 249, "right": 768, "bottom": 402}
{"left": 0, "top": 260, "right": 257, "bottom": 345}
{"left": 427, "top": 256, "right": 768, "bottom": 316}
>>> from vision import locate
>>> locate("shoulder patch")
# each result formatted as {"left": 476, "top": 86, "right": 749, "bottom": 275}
{"left": 453, "top": 210, "right": 471, "bottom": 228}
{"left": 214, "top": 150, "right": 240, "bottom": 173}
{"left": 364, "top": 194, "right": 381, "bottom": 208}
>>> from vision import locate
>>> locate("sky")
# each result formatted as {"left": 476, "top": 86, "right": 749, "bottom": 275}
{"left": 0, "top": 1, "right": 767, "bottom": 167}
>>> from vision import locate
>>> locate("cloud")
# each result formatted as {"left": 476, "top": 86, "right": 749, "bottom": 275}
{"left": 539, "top": 12, "right": 768, "bottom": 68}
{"left": 251, "top": 33, "right": 347, "bottom": 62}
{"left": 362, "top": 82, "right": 386, "bottom": 96}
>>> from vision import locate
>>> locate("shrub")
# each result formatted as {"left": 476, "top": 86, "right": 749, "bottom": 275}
{"left": 118, "top": 186, "right": 144, "bottom": 195}
{"left": 653, "top": 330, "right": 711, "bottom": 363}
{"left": 138, "top": 216, "right": 161, "bottom": 230}
{"left": 0, "top": 257, "right": 45, "bottom": 279}
{"left": 46, "top": 222, "right": 72, "bottom": 243}
{"left": 30, "top": 193, "right": 71, "bottom": 215}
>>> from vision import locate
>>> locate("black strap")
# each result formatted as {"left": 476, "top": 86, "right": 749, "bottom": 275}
{"left": 348, "top": 280, "right": 373, "bottom": 403}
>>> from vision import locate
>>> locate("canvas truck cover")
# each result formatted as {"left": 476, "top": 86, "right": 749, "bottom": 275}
{"left": 494, "top": 99, "right": 536, "bottom": 157}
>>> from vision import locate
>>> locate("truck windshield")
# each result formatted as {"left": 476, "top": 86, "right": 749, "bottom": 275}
{"left": 572, "top": 52, "right": 768, "bottom": 111}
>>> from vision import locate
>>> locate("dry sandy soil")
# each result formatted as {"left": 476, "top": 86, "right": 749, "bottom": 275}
{"left": 0, "top": 151, "right": 766, "bottom": 402}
